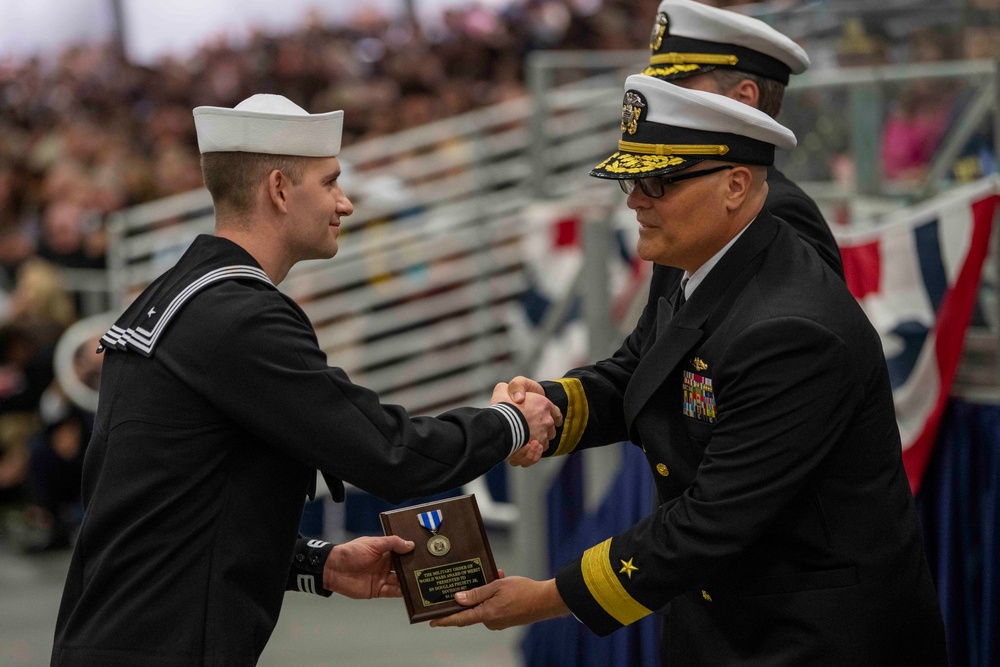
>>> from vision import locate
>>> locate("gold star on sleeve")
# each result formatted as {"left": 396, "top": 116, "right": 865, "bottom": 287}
{"left": 581, "top": 539, "right": 652, "bottom": 625}
{"left": 619, "top": 558, "right": 638, "bottom": 579}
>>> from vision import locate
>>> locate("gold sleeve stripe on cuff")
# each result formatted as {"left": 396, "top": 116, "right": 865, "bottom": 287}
{"left": 649, "top": 52, "right": 739, "bottom": 66}
{"left": 581, "top": 538, "right": 652, "bottom": 627}
{"left": 617, "top": 141, "right": 730, "bottom": 156}
{"left": 552, "top": 377, "right": 588, "bottom": 456}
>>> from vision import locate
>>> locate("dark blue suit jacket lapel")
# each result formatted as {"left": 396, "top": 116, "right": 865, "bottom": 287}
{"left": 623, "top": 208, "right": 779, "bottom": 431}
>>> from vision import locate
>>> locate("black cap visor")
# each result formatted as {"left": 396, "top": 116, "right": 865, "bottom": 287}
{"left": 591, "top": 154, "right": 706, "bottom": 180}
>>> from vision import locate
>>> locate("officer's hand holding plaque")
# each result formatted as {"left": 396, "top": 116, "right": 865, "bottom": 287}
{"left": 380, "top": 494, "right": 499, "bottom": 623}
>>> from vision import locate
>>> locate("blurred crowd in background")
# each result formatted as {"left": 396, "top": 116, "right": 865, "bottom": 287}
{"left": 0, "top": 0, "right": 998, "bottom": 552}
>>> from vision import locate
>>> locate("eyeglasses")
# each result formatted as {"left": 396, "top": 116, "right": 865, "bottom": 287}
{"left": 618, "top": 165, "right": 735, "bottom": 198}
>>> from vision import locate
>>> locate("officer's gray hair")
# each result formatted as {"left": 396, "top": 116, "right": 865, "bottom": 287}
{"left": 710, "top": 70, "right": 785, "bottom": 119}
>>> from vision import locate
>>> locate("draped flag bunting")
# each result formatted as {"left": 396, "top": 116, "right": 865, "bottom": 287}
{"left": 837, "top": 176, "right": 999, "bottom": 493}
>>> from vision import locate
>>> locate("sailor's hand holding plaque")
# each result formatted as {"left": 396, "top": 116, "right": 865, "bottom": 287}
{"left": 380, "top": 494, "right": 499, "bottom": 623}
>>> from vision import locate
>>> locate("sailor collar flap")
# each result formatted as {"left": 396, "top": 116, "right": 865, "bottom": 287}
{"left": 99, "top": 236, "right": 274, "bottom": 358}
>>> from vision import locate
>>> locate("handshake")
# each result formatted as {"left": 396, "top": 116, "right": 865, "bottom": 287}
{"left": 491, "top": 376, "right": 558, "bottom": 468}
{"left": 322, "top": 375, "right": 563, "bottom": 610}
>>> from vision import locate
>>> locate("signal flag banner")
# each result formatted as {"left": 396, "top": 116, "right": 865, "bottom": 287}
{"left": 836, "top": 176, "right": 999, "bottom": 493}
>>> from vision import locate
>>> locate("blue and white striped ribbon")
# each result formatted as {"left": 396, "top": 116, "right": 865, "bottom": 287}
{"left": 417, "top": 509, "right": 443, "bottom": 532}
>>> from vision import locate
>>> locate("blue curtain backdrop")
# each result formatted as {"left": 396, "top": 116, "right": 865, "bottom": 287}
{"left": 916, "top": 398, "right": 1000, "bottom": 667}
{"left": 521, "top": 399, "right": 1000, "bottom": 667}
{"left": 520, "top": 443, "right": 659, "bottom": 667}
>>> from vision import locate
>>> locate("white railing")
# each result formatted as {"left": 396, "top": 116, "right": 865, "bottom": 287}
{"left": 95, "top": 74, "right": 630, "bottom": 531}
{"left": 80, "top": 58, "right": 1000, "bottom": 549}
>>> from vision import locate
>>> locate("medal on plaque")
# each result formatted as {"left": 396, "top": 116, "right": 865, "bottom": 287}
{"left": 381, "top": 495, "right": 499, "bottom": 623}
{"left": 417, "top": 509, "right": 451, "bottom": 556}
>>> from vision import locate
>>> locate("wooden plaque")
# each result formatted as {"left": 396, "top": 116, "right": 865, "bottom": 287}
{"left": 380, "top": 494, "right": 499, "bottom": 623}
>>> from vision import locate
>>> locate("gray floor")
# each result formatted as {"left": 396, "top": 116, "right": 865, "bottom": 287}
{"left": 0, "top": 528, "right": 525, "bottom": 667}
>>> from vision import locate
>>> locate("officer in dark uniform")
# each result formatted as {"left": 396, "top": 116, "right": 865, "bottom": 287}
{"left": 501, "top": 0, "right": 848, "bottom": 460}
{"left": 51, "top": 94, "right": 560, "bottom": 666}
{"left": 433, "top": 76, "right": 947, "bottom": 667}
{"left": 643, "top": 0, "right": 843, "bottom": 280}
{"left": 632, "top": 7, "right": 848, "bottom": 656}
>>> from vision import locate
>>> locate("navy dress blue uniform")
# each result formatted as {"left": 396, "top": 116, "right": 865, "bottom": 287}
{"left": 51, "top": 235, "right": 529, "bottom": 666}
{"left": 533, "top": 74, "right": 946, "bottom": 665}
{"left": 543, "top": 208, "right": 946, "bottom": 665}
{"left": 765, "top": 164, "right": 842, "bottom": 280}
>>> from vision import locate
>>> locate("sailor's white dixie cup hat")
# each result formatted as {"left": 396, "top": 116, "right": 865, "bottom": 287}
{"left": 193, "top": 94, "right": 344, "bottom": 157}
{"left": 591, "top": 74, "right": 796, "bottom": 180}
{"left": 644, "top": 0, "right": 809, "bottom": 84}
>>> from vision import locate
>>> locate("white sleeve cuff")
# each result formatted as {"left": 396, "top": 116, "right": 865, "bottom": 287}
{"left": 486, "top": 403, "right": 527, "bottom": 455}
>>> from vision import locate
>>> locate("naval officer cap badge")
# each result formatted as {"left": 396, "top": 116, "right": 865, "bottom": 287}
{"left": 643, "top": 0, "right": 810, "bottom": 84}
{"left": 621, "top": 91, "right": 646, "bottom": 136}
{"left": 591, "top": 74, "right": 796, "bottom": 180}
{"left": 649, "top": 12, "right": 669, "bottom": 53}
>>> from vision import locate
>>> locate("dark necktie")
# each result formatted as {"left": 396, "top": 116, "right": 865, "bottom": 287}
{"left": 673, "top": 277, "right": 688, "bottom": 315}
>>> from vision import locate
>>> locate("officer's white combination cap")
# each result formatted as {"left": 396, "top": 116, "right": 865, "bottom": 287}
{"left": 592, "top": 74, "right": 796, "bottom": 179}
{"left": 644, "top": 0, "right": 809, "bottom": 84}
{"left": 193, "top": 94, "right": 344, "bottom": 157}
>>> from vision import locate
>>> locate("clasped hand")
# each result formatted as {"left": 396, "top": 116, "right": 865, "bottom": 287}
{"left": 491, "top": 376, "right": 553, "bottom": 467}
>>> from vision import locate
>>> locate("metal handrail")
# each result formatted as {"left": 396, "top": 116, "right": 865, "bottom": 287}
{"left": 82, "top": 56, "right": 1000, "bottom": 545}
